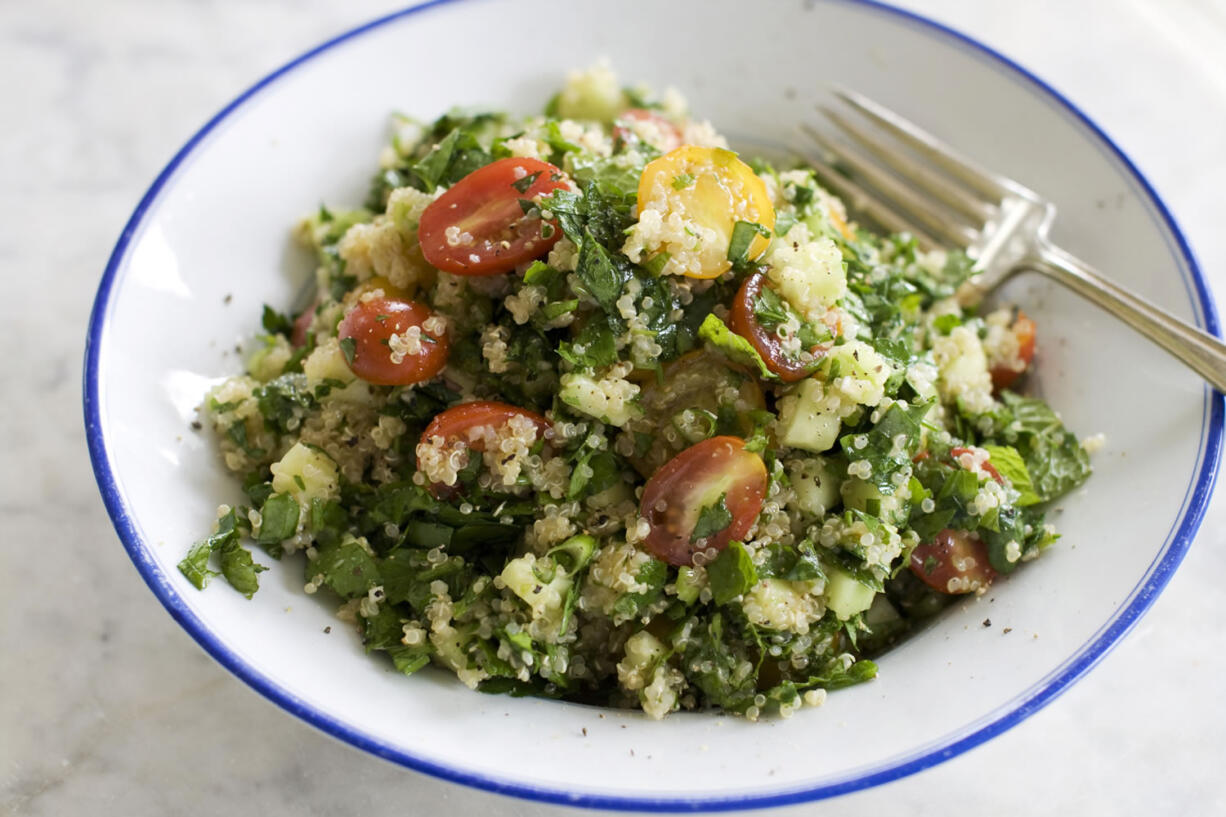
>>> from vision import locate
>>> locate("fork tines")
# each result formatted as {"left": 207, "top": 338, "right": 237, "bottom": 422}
{"left": 801, "top": 88, "right": 1015, "bottom": 253}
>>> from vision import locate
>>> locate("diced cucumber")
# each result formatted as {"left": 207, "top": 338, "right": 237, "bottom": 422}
{"left": 303, "top": 337, "right": 356, "bottom": 385}
{"left": 616, "top": 630, "right": 666, "bottom": 691}
{"left": 819, "top": 340, "right": 889, "bottom": 408}
{"left": 777, "top": 379, "right": 842, "bottom": 453}
{"left": 674, "top": 566, "right": 702, "bottom": 605}
{"left": 500, "top": 554, "right": 572, "bottom": 627}
{"left": 302, "top": 337, "right": 375, "bottom": 404}
{"left": 559, "top": 372, "right": 642, "bottom": 427}
{"left": 787, "top": 456, "right": 842, "bottom": 517}
{"left": 270, "top": 442, "right": 339, "bottom": 506}
{"left": 246, "top": 335, "right": 293, "bottom": 383}
{"left": 841, "top": 477, "right": 910, "bottom": 526}
{"left": 743, "top": 578, "right": 821, "bottom": 632}
{"left": 825, "top": 564, "right": 876, "bottom": 621}
{"left": 764, "top": 224, "right": 847, "bottom": 316}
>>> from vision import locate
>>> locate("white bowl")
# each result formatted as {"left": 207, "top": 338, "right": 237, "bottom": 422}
{"left": 84, "top": 0, "right": 1221, "bottom": 809}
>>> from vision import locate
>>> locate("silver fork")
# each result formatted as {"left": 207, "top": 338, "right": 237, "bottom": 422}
{"left": 799, "top": 89, "right": 1226, "bottom": 394}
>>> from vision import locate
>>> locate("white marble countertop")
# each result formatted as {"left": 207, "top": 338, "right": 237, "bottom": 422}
{"left": 4, "top": 0, "right": 1225, "bottom": 814}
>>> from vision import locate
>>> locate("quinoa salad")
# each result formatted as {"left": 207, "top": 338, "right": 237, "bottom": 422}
{"left": 182, "top": 65, "right": 1092, "bottom": 720}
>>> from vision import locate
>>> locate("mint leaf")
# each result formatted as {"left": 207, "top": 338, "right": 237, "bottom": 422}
{"left": 998, "top": 392, "right": 1091, "bottom": 502}
{"left": 697, "top": 314, "right": 779, "bottom": 381}
{"left": 982, "top": 444, "right": 1041, "bottom": 506}
{"left": 708, "top": 541, "right": 758, "bottom": 605}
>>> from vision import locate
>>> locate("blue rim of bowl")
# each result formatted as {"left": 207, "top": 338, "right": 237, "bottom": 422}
{"left": 83, "top": 0, "right": 1222, "bottom": 810}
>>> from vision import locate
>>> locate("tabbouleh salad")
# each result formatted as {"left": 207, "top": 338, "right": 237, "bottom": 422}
{"left": 183, "top": 65, "right": 1092, "bottom": 720}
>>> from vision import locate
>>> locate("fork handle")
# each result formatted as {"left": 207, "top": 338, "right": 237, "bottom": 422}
{"left": 1028, "top": 241, "right": 1226, "bottom": 393}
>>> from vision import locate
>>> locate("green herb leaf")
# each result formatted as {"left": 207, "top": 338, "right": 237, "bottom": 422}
{"left": 255, "top": 492, "right": 300, "bottom": 545}
{"left": 403, "top": 520, "right": 453, "bottom": 549}
{"left": 180, "top": 508, "right": 260, "bottom": 594}
{"left": 411, "top": 128, "right": 461, "bottom": 189}
{"left": 752, "top": 286, "right": 791, "bottom": 330}
{"left": 697, "top": 314, "right": 779, "bottom": 381}
{"left": 838, "top": 400, "right": 930, "bottom": 494}
{"left": 511, "top": 170, "right": 543, "bottom": 194}
{"left": 261, "top": 305, "right": 294, "bottom": 337}
{"left": 691, "top": 494, "right": 733, "bottom": 543}
{"left": 386, "top": 644, "right": 432, "bottom": 676}
{"left": 557, "top": 312, "right": 617, "bottom": 369}
{"left": 314, "top": 540, "right": 380, "bottom": 599}
{"left": 178, "top": 539, "right": 219, "bottom": 590}
{"left": 932, "top": 313, "right": 962, "bottom": 334}
{"left": 997, "top": 392, "right": 1092, "bottom": 502}
{"left": 338, "top": 336, "right": 357, "bottom": 366}
{"left": 642, "top": 252, "right": 671, "bottom": 276}
{"left": 707, "top": 541, "right": 758, "bottom": 605}
{"left": 611, "top": 559, "right": 668, "bottom": 620}
{"left": 218, "top": 542, "right": 266, "bottom": 599}
{"left": 574, "top": 232, "right": 631, "bottom": 315}
{"left": 727, "top": 221, "right": 771, "bottom": 268}
{"left": 982, "top": 444, "right": 1041, "bottom": 506}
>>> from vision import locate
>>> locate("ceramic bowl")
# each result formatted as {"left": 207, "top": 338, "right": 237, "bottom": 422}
{"left": 85, "top": 0, "right": 1221, "bottom": 809}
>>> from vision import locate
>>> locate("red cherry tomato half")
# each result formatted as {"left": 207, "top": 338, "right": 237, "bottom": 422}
{"left": 419, "top": 401, "right": 551, "bottom": 498}
{"left": 990, "top": 312, "right": 1037, "bottom": 390}
{"left": 417, "top": 157, "right": 571, "bottom": 276}
{"left": 421, "top": 401, "right": 550, "bottom": 447}
{"left": 910, "top": 528, "right": 997, "bottom": 595}
{"left": 612, "top": 109, "right": 683, "bottom": 153}
{"left": 337, "top": 296, "right": 449, "bottom": 386}
{"left": 639, "top": 436, "right": 768, "bottom": 566}
{"left": 729, "top": 273, "right": 824, "bottom": 382}
{"left": 949, "top": 446, "right": 1003, "bottom": 484}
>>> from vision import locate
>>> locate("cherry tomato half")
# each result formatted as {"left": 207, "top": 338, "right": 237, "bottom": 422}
{"left": 730, "top": 273, "right": 826, "bottom": 382}
{"left": 990, "top": 312, "right": 1037, "bottom": 391}
{"left": 909, "top": 528, "right": 997, "bottom": 595}
{"left": 419, "top": 401, "right": 551, "bottom": 498}
{"left": 639, "top": 436, "right": 768, "bottom": 566}
{"left": 612, "top": 109, "right": 682, "bottom": 153}
{"left": 636, "top": 146, "right": 775, "bottom": 279}
{"left": 418, "top": 157, "right": 571, "bottom": 276}
{"left": 337, "top": 296, "right": 449, "bottom": 386}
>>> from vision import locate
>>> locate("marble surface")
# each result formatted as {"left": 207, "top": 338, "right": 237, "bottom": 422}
{"left": 4, "top": 0, "right": 1226, "bottom": 814}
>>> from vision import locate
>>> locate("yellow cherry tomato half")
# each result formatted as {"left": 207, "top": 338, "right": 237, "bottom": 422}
{"left": 635, "top": 145, "right": 775, "bottom": 279}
